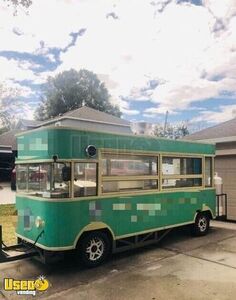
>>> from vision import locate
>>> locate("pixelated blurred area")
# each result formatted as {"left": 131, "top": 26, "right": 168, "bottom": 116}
{"left": 89, "top": 201, "right": 102, "bottom": 221}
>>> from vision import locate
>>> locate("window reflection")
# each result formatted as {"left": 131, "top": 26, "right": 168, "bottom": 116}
{"left": 74, "top": 163, "right": 97, "bottom": 197}
{"left": 102, "top": 154, "right": 158, "bottom": 176}
{"left": 162, "top": 157, "right": 202, "bottom": 175}
{"left": 16, "top": 163, "right": 70, "bottom": 198}
{"left": 52, "top": 163, "right": 70, "bottom": 198}
{"left": 162, "top": 156, "right": 203, "bottom": 189}
{"left": 162, "top": 178, "right": 202, "bottom": 189}
{"left": 17, "top": 165, "right": 28, "bottom": 190}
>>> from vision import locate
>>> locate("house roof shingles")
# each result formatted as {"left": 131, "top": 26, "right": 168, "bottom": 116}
{"left": 51, "top": 106, "right": 130, "bottom": 127}
{"left": 184, "top": 118, "right": 236, "bottom": 141}
{"left": 0, "top": 107, "right": 131, "bottom": 151}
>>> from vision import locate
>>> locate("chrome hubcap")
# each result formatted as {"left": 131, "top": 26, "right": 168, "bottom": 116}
{"left": 86, "top": 238, "right": 104, "bottom": 261}
{"left": 198, "top": 217, "right": 207, "bottom": 232}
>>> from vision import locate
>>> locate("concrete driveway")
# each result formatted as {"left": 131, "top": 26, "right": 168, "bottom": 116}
{"left": 0, "top": 182, "right": 15, "bottom": 204}
{"left": 0, "top": 221, "right": 236, "bottom": 300}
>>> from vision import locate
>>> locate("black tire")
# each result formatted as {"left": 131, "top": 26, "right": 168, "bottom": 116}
{"left": 77, "top": 231, "right": 111, "bottom": 267}
{"left": 192, "top": 213, "right": 210, "bottom": 236}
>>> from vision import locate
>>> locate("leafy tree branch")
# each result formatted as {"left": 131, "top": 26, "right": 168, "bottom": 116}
{"left": 35, "top": 69, "right": 121, "bottom": 120}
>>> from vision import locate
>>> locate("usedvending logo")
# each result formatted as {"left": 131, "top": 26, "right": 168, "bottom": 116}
{"left": 3, "top": 275, "right": 50, "bottom": 296}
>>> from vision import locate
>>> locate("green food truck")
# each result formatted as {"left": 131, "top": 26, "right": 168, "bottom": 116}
{"left": 0, "top": 126, "right": 215, "bottom": 267}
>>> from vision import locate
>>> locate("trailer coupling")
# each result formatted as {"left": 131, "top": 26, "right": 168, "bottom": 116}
{"left": 0, "top": 225, "right": 39, "bottom": 263}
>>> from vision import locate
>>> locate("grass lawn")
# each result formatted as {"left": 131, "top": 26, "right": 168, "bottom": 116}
{"left": 0, "top": 204, "right": 17, "bottom": 245}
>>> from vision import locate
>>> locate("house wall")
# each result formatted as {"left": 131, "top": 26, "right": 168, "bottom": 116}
{"left": 216, "top": 142, "right": 236, "bottom": 151}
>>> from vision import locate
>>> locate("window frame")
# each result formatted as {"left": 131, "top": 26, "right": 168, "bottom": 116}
{"left": 100, "top": 150, "right": 159, "bottom": 195}
{"left": 204, "top": 156, "right": 214, "bottom": 188}
{"left": 16, "top": 161, "right": 72, "bottom": 198}
{"left": 15, "top": 153, "right": 214, "bottom": 198}
{"left": 72, "top": 161, "right": 98, "bottom": 198}
{"left": 161, "top": 154, "right": 203, "bottom": 190}
{"left": 101, "top": 153, "right": 158, "bottom": 177}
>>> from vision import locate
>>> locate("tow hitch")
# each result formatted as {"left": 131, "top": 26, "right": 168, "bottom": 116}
{"left": 0, "top": 225, "right": 39, "bottom": 263}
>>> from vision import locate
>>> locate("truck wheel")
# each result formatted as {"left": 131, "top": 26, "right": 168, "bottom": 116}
{"left": 77, "top": 231, "right": 111, "bottom": 267}
{"left": 192, "top": 213, "right": 210, "bottom": 236}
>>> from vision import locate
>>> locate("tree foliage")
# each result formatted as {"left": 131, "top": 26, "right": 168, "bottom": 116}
{"left": 0, "top": 83, "right": 21, "bottom": 130}
{"left": 154, "top": 122, "right": 189, "bottom": 139}
{"left": 4, "top": 0, "right": 32, "bottom": 9}
{"left": 3, "top": 0, "right": 32, "bottom": 14}
{"left": 35, "top": 69, "right": 121, "bottom": 120}
{"left": 0, "top": 127, "right": 9, "bottom": 135}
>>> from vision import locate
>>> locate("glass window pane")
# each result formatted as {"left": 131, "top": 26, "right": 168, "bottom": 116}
{"left": 51, "top": 163, "right": 70, "bottom": 198}
{"left": 102, "top": 154, "right": 158, "bottom": 176}
{"left": 162, "top": 157, "right": 202, "bottom": 175}
{"left": 28, "top": 164, "right": 40, "bottom": 191}
{"left": 102, "top": 180, "right": 158, "bottom": 193}
{"left": 40, "top": 164, "right": 51, "bottom": 193}
{"left": 17, "top": 164, "right": 52, "bottom": 196}
{"left": 162, "top": 178, "right": 202, "bottom": 189}
{"left": 205, "top": 157, "right": 212, "bottom": 187}
{"left": 74, "top": 163, "right": 97, "bottom": 197}
{"left": 16, "top": 164, "right": 28, "bottom": 191}
{"left": 16, "top": 163, "right": 71, "bottom": 198}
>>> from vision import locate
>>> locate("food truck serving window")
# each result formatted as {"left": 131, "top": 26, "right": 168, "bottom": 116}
{"left": 16, "top": 163, "right": 71, "bottom": 198}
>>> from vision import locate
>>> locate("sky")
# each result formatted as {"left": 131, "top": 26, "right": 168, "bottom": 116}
{"left": 0, "top": 0, "right": 236, "bottom": 130}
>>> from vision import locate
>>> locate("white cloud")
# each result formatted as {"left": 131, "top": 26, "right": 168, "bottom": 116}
{"left": 0, "top": 80, "right": 35, "bottom": 126}
{"left": 143, "top": 104, "right": 205, "bottom": 119}
{"left": 53, "top": 0, "right": 236, "bottom": 115}
{"left": 0, "top": 56, "right": 43, "bottom": 91}
{"left": 203, "top": 0, "right": 236, "bottom": 20}
{"left": 0, "top": 0, "right": 87, "bottom": 52}
{"left": 183, "top": 106, "right": 205, "bottom": 111}
{"left": 0, "top": 0, "right": 236, "bottom": 122}
{"left": 121, "top": 108, "right": 140, "bottom": 116}
{"left": 0, "top": 80, "right": 33, "bottom": 99}
{"left": 192, "top": 105, "right": 236, "bottom": 124}
{"left": 142, "top": 114, "right": 157, "bottom": 118}
{"left": 144, "top": 106, "right": 177, "bottom": 115}
{"left": 109, "top": 96, "right": 140, "bottom": 116}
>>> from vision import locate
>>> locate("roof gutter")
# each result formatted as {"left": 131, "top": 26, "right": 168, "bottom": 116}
{"left": 0, "top": 145, "right": 12, "bottom": 154}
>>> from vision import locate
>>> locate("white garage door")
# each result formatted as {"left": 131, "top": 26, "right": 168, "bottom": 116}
{"left": 215, "top": 155, "right": 236, "bottom": 221}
